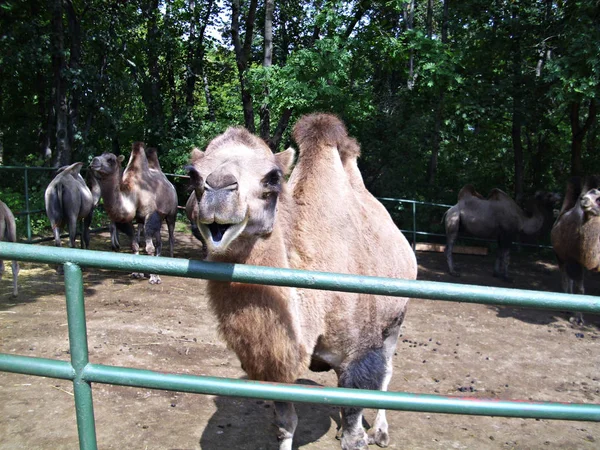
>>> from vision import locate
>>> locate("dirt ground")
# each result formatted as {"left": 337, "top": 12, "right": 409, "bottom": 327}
{"left": 1, "top": 228, "right": 599, "bottom": 450}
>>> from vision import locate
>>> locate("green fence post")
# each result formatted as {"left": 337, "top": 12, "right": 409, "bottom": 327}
{"left": 64, "top": 262, "right": 98, "bottom": 450}
{"left": 412, "top": 201, "right": 417, "bottom": 249}
{"left": 24, "top": 168, "right": 32, "bottom": 242}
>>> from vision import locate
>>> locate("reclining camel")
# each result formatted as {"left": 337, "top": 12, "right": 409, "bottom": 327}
{"left": 0, "top": 200, "right": 19, "bottom": 296}
{"left": 44, "top": 162, "right": 95, "bottom": 250}
{"left": 551, "top": 175, "right": 600, "bottom": 325}
{"left": 186, "top": 113, "right": 417, "bottom": 449}
{"left": 89, "top": 143, "right": 178, "bottom": 284}
{"left": 444, "top": 185, "right": 558, "bottom": 281}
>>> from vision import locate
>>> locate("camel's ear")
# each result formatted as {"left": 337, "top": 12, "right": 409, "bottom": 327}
{"left": 275, "top": 147, "right": 295, "bottom": 175}
{"left": 117, "top": 155, "right": 125, "bottom": 164}
{"left": 190, "top": 148, "right": 204, "bottom": 164}
{"left": 186, "top": 165, "right": 204, "bottom": 198}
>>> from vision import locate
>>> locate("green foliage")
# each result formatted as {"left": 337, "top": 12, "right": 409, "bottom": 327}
{"left": 0, "top": 0, "right": 598, "bottom": 215}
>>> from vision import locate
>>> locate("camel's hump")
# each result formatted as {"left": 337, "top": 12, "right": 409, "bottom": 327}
{"left": 457, "top": 185, "right": 484, "bottom": 200}
{"left": 292, "top": 113, "right": 359, "bottom": 161}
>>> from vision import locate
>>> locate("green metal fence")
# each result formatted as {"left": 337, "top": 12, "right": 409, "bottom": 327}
{"left": 0, "top": 242, "right": 599, "bottom": 449}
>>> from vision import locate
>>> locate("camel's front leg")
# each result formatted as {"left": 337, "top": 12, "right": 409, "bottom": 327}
{"left": 144, "top": 212, "right": 163, "bottom": 284}
{"left": 11, "top": 260, "right": 19, "bottom": 297}
{"left": 274, "top": 401, "right": 298, "bottom": 450}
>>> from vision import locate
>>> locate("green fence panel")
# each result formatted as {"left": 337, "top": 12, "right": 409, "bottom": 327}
{"left": 0, "top": 241, "right": 599, "bottom": 450}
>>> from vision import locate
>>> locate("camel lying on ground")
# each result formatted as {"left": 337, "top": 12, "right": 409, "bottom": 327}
{"left": 444, "top": 185, "right": 559, "bottom": 281}
{"left": 186, "top": 113, "right": 417, "bottom": 450}
{"left": 0, "top": 200, "right": 19, "bottom": 296}
{"left": 551, "top": 175, "right": 600, "bottom": 325}
{"left": 89, "top": 143, "right": 178, "bottom": 284}
{"left": 44, "top": 162, "right": 95, "bottom": 250}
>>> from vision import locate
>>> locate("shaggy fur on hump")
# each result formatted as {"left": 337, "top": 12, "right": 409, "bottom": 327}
{"left": 292, "top": 113, "right": 358, "bottom": 162}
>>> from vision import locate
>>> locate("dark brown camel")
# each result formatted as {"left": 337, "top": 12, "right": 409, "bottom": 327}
{"left": 444, "top": 185, "right": 559, "bottom": 281}
{"left": 0, "top": 200, "right": 19, "bottom": 296}
{"left": 551, "top": 175, "right": 600, "bottom": 325}
{"left": 89, "top": 142, "right": 178, "bottom": 284}
{"left": 44, "top": 162, "right": 95, "bottom": 250}
{"left": 186, "top": 114, "right": 417, "bottom": 450}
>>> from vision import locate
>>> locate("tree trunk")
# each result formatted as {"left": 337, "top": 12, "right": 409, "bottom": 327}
{"left": 144, "top": 0, "right": 164, "bottom": 146}
{"left": 570, "top": 99, "right": 597, "bottom": 176}
{"left": 404, "top": 0, "right": 415, "bottom": 90}
{"left": 185, "top": 0, "right": 214, "bottom": 111}
{"left": 259, "top": 0, "right": 274, "bottom": 143}
{"left": 65, "top": 0, "right": 82, "bottom": 157}
{"left": 52, "top": 0, "right": 70, "bottom": 167}
{"left": 427, "top": 0, "right": 448, "bottom": 186}
{"left": 231, "top": 0, "right": 258, "bottom": 132}
{"left": 511, "top": 5, "right": 524, "bottom": 199}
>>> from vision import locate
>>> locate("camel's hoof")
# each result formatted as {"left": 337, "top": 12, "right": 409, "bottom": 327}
{"left": 368, "top": 427, "right": 389, "bottom": 447}
{"left": 449, "top": 271, "right": 461, "bottom": 277}
{"left": 569, "top": 314, "right": 585, "bottom": 326}
{"left": 131, "top": 272, "right": 146, "bottom": 279}
{"left": 148, "top": 275, "right": 161, "bottom": 284}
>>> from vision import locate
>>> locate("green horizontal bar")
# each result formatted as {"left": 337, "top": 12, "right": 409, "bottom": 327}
{"left": 82, "top": 363, "right": 600, "bottom": 421}
{"left": 0, "top": 242, "right": 598, "bottom": 313}
{"left": 0, "top": 353, "right": 75, "bottom": 380}
{"left": 0, "top": 166, "right": 56, "bottom": 171}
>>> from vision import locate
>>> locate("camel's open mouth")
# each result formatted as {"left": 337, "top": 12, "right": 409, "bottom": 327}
{"left": 208, "top": 223, "right": 230, "bottom": 242}
{"left": 199, "top": 217, "right": 248, "bottom": 253}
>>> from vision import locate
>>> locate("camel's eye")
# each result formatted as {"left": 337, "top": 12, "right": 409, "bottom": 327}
{"left": 262, "top": 169, "right": 282, "bottom": 190}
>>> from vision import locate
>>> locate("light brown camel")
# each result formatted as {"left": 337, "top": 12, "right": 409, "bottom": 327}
{"left": 444, "top": 185, "right": 559, "bottom": 281}
{"left": 89, "top": 142, "right": 178, "bottom": 284}
{"left": 186, "top": 113, "right": 417, "bottom": 450}
{"left": 44, "top": 162, "right": 95, "bottom": 250}
{"left": 551, "top": 175, "right": 600, "bottom": 325}
{"left": 0, "top": 200, "right": 19, "bottom": 296}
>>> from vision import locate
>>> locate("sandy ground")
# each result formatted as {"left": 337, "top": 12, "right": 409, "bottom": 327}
{"left": 1, "top": 229, "right": 599, "bottom": 450}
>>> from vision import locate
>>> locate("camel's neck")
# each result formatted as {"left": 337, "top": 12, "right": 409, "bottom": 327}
{"left": 520, "top": 203, "right": 545, "bottom": 235}
{"left": 98, "top": 174, "right": 136, "bottom": 222}
{"left": 206, "top": 195, "right": 307, "bottom": 382}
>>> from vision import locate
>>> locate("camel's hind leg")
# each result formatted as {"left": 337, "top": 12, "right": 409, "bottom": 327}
{"left": 565, "top": 262, "right": 585, "bottom": 325}
{"left": 274, "top": 401, "right": 298, "bottom": 450}
{"left": 366, "top": 324, "right": 402, "bottom": 447}
{"left": 338, "top": 347, "right": 389, "bottom": 450}
{"left": 444, "top": 207, "right": 461, "bottom": 276}
{"left": 166, "top": 213, "right": 176, "bottom": 258}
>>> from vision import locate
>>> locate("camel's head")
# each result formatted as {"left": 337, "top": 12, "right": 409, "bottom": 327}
{"left": 580, "top": 189, "right": 600, "bottom": 218}
{"left": 186, "top": 128, "right": 294, "bottom": 256}
{"left": 89, "top": 153, "right": 125, "bottom": 179}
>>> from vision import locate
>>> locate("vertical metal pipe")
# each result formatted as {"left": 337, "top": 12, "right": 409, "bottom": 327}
{"left": 24, "top": 168, "right": 32, "bottom": 242}
{"left": 412, "top": 201, "right": 417, "bottom": 250}
{"left": 64, "top": 263, "right": 98, "bottom": 450}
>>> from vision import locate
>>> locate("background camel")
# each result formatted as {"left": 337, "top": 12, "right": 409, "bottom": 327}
{"left": 89, "top": 143, "right": 178, "bottom": 284}
{"left": 44, "top": 162, "right": 95, "bottom": 250}
{"left": 551, "top": 175, "right": 600, "bottom": 325}
{"left": 444, "top": 185, "right": 559, "bottom": 281}
{"left": 0, "top": 200, "right": 19, "bottom": 296}
{"left": 186, "top": 113, "right": 417, "bottom": 450}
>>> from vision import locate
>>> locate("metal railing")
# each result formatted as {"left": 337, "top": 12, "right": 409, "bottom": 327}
{"left": 0, "top": 242, "right": 599, "bottom": 450}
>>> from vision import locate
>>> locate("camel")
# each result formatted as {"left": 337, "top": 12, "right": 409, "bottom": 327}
{"left": 551, "top": 175, "right": 600, "bottom": 325}
{"left": 186, "top": 113, "right": 417, "bottom": 450}
{"left": 89, "top": 142, "right": 178, "bottom": 284}
{"left": 44, "top": 162, "right": 95, "bottom": 250}
{"left": 444, "top": 185, "right": 559, "bottom": 281}
{"left": 0, "top": 200, "right": 19, "bottom": 296}
{"left": 86, "top": 169, "right": 122, "bottom": 251}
